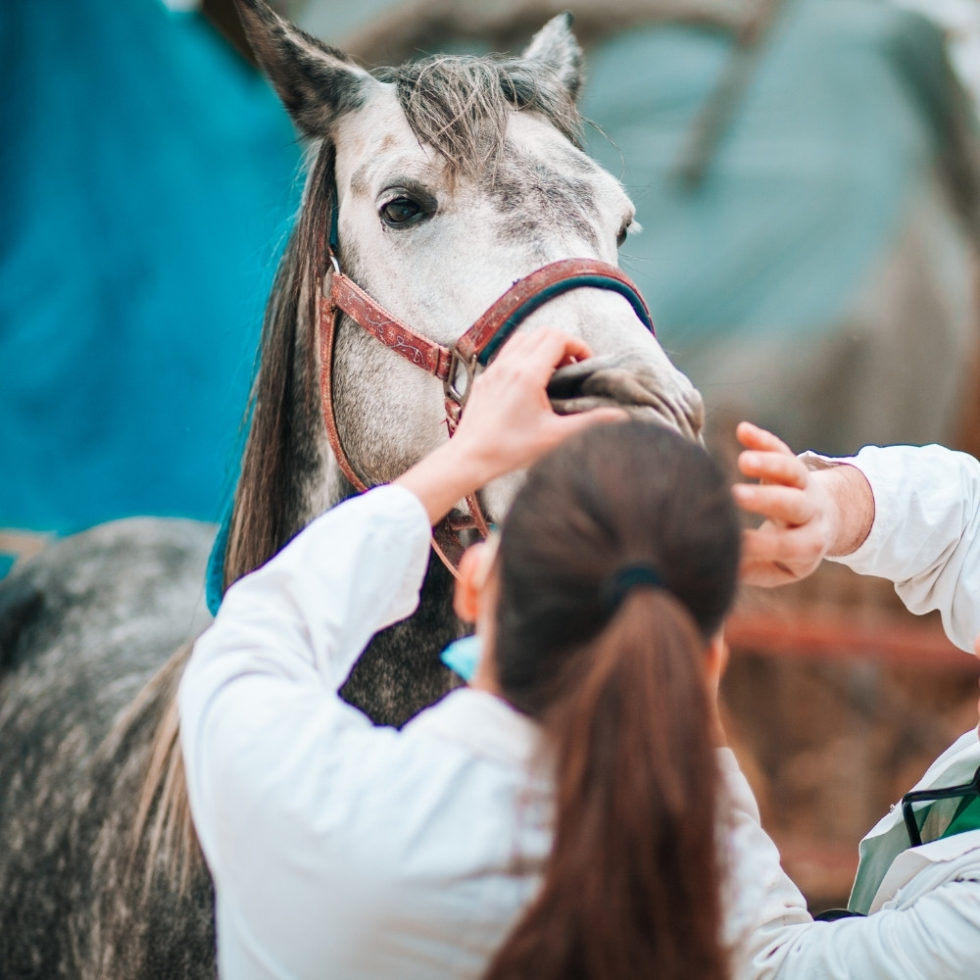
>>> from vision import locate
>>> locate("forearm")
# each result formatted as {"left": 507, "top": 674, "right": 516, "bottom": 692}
{"left": 394, "top": 436, "right": 498, "bottom": 526}
{"left": 803, "top": 457, "right": 874, "bottom": 558}
{"left": 741, "top": 887, "right": 980, "bottom": 980}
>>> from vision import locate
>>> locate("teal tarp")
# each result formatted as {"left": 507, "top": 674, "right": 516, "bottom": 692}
{"left": 0, "top": 0, "right": 301, "bottom": 566}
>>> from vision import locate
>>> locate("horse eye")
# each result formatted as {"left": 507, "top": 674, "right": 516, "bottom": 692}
{"left": 381, "top": 197, "right": 424, "bottom": 227}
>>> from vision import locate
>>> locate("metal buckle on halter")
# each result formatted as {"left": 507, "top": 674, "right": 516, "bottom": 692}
{"left": 443, "top": 348, "right": 479, "bottom": 427}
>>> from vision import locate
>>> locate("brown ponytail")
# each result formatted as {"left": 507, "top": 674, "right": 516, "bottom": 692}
{"left": 485, "top": 421, "right": 739, "bottom": 980}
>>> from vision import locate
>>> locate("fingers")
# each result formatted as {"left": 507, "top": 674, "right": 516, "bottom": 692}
{"left": 732, "top": 483, "right": 814, "bottom": 526}
{"left": 737, "top": 450, "right": 807, "bottom": 489}
{"left": 741, "top": 524, "right": 824, "bottom": 568}
{"left": 464, "top": 327, "right": 596, "bottom": 431}
{"left": 490, "top": 327, "right": 593, "bottom": 385}
{"left": 736, "top": 420, "right": 793, "bottom": 455}
{"left": 455, "top": 328, "right": 598, "bottom": 457}
{"left": 736, "top": 420, "right": 806, "bottom": 491}
{"left": 733, "top": 421, "right": 821, "bottom": 586}
{"left": 734, "top": 421, "right": 809, "bottom": 529}
{"left": 520, "top": 327, "right": 593, "bottom": 384}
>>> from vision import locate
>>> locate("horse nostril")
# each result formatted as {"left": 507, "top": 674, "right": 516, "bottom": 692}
{"left": 546, "top": 359, "right": 600, "bottom": 402}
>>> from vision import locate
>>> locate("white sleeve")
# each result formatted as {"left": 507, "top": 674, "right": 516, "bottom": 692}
{"left": 819, "top": 444, "right": 980, "bottom": 654}
{"left": 177, "top": 483, "right": 432, "bottom": 871}
{"left": 742, "top": 884, "right": 980, "bottom": 980}
{"left": 721, "top": 750, "right": 980, "bottom": 980}
{"left": 719, "top": 748, "right": 813, "bottom": 979}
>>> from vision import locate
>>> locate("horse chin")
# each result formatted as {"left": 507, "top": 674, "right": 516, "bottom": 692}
{"left": 473, "top": 363, "right": 705, "bottom": 527}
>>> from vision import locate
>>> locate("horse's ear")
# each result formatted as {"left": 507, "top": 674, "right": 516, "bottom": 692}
{"left": 234, "top": 0, "right": 376, "bottom": 137}
{"left": 522, "top": 12, "right": 584, "bottom": 102}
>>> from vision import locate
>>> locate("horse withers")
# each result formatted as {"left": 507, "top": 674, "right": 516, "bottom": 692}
{"left": 0, "top": 2, "right": 703, "bottom": 976}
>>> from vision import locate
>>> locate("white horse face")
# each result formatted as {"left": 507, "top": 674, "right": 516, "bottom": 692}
{"left": 331, "top": 92, "right": 703, "bottom": 512}
{"left": 236, "top": 0, "right": 703, "bottom": 518}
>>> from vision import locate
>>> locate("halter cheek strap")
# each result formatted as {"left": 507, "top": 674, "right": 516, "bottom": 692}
{"left": 316, "top": 288, "right": 490, "bottom": 573}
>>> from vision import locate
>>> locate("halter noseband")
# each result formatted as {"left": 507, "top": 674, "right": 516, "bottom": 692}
{"left": 318, "top": 223, "right": 656, "bottom": 571}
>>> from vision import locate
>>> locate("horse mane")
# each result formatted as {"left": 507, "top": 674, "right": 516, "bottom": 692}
{"left": 220, "top": 139, "right": 333, "bottom": 592}
{"left": 106, "top": 641, "right": 201, "bottom": 896}
{"left": 220, "top": 51, "right": 584, "bottom": 594}
{"left": 130, "top": 156, "right": 335, "bottom": 894}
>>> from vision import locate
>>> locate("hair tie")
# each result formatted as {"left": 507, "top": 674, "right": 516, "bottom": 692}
{"left": 601, "top": 563, "right": 664, "bottom": 613}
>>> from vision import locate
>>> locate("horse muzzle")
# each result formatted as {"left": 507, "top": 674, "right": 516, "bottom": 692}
{"left": 547, "top": 353, "right": 705, "bottom": 442}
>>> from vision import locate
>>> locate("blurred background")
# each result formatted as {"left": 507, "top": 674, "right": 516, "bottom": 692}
{"left": 4, "top": 0, "right": 980, "bottom": 909}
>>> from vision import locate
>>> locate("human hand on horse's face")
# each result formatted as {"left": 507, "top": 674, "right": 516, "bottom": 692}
{"left": 395, "top": 327, "right": 626, "bottom": 525}
{"left": 732, "top": 421, "right": 841, "bottom": 588}
{"left": 453, "top": 327, "right": 627, "bottom": 478}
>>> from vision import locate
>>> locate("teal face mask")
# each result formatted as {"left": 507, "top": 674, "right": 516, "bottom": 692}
{"left": 440, "top": 634, "right": 483, "bottom": 682}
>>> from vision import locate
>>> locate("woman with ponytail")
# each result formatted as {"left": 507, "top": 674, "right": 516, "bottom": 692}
{"left": 481, "top": 410, "right": 737, "bottom": 980}
{"left": 179, "top": 326, "right": 783, "bottom": 979}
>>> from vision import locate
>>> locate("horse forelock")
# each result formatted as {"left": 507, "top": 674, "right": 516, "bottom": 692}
{"left": 375, "top": 54, "right": 583, "bottom": 177}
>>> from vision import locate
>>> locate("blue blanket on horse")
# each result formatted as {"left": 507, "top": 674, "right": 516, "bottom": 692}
{"left": 0, "top": 0, "right": 300, "bottom": 573}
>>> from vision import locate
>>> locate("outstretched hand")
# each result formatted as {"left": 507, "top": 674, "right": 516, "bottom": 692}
{"left": 732, "top": 422, "right": 843, "bottom": 588}
{"left": 396, "top": 328, "right": 626, "bottom": 525}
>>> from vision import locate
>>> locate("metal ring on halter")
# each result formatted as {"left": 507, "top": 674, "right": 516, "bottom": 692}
{"left": 443, "top": 348, "right": 479, "bottom": 413}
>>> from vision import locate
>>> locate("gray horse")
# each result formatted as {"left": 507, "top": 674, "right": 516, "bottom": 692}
{"left": 0, "top": 1, "right": 703, "bottom": 975}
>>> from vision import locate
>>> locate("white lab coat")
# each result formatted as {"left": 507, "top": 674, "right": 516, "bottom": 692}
{"left": 179, "top": 486, "right": 551, "bottom": 979}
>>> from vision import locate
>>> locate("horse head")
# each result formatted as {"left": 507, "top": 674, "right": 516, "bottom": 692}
{"left": 220, "top": 0, "right": 703, "bottom": 601}
{"left": 222, "top": 2, "right": 708, "bottom": 715}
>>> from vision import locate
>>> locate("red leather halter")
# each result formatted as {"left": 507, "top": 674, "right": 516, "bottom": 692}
{"left": 317, "top": 244, "right": 656, "bottom": 572}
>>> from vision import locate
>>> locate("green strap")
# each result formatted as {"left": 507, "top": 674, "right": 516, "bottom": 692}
{"left": 941, "top": 794, "right": 980, "bottom": 839}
